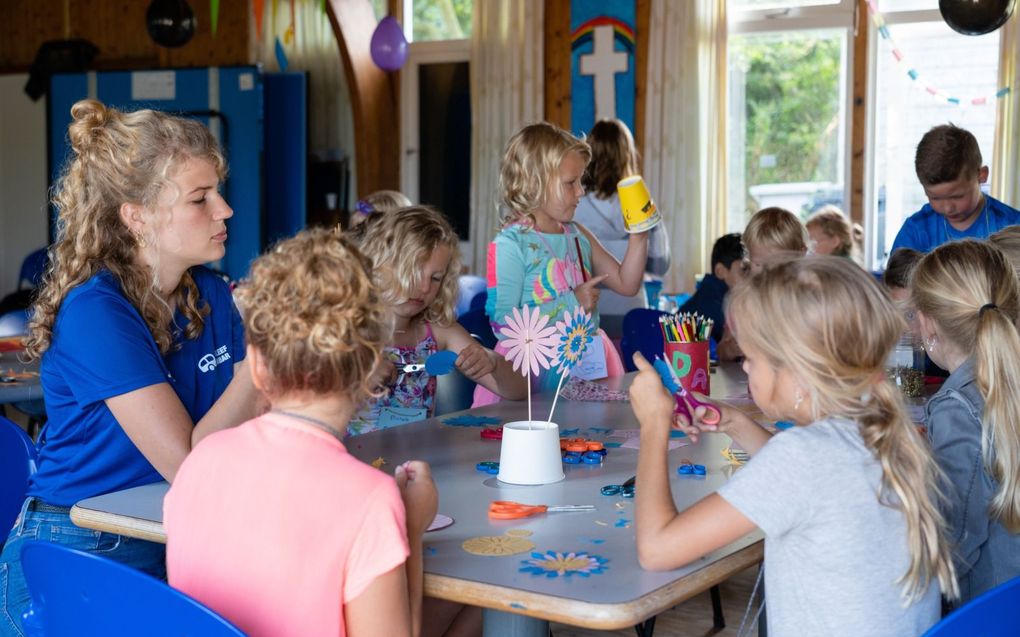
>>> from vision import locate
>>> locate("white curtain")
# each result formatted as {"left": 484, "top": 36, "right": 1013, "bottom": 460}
{"left": 251, "top": 0, "right": 357, "bottom": 209}
{"left": 643, "top": 0, "right": 727, "bottom": 293}
{"left": 468, "top": 0, "right": 544, "bottom": 274}
{"left": 992, "top": 10, "right": 1019, "bottom": 209}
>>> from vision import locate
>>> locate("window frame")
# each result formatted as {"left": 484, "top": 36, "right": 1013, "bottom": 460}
{"left": 726, "top": 0, "right": 857, "bottom": 235}
{"left": 400, "top": 38, "right": 472, "bottom": 255}
{"left": 862, "top": 3, "right": 1000, "bottom": 267}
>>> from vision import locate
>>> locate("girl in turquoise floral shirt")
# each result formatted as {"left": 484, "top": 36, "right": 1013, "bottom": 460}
{"left": 476, "top": 122, "right": 651, "bottom": 405}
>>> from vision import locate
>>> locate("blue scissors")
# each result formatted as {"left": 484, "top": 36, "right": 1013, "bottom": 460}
{"left": 652, "top": 358, "right": 722, "bottom": 425}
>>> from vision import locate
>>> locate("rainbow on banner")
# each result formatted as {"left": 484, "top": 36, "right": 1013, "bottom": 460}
{"left": 570, "top": 17, "right": 636, "bottom": 53}
{"left": 866, "top": 0, "right": 1010, "bottom": 107}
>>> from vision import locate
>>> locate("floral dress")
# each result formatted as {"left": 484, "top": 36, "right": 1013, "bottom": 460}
{"left": 347, "top": 324, "right": 438, "bottom": 436}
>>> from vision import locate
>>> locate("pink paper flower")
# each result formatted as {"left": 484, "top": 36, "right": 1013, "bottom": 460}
{"left": 499, "top": 305, "right": 559, "bottom": 377}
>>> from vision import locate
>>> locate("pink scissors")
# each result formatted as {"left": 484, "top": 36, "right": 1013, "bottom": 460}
{"left": 652, "top": 358, "right": 722, "bottom": 426}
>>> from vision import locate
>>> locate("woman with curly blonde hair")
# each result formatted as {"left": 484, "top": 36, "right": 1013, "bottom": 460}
{"left": 0, "top": 99, "right": 257, "bottom": 634}
{"left": 165, "top": 228, "right": 440, "bottom": 637}
{"left": 350, "top": 206, "right": 525, "bottom": 435}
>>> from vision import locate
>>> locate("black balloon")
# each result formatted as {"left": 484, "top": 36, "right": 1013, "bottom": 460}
{"left": 146, "top": 0, "right": 197, "bottom": 48}
{"left": 940, "top": 0, "right": 1016, "bottom": 36}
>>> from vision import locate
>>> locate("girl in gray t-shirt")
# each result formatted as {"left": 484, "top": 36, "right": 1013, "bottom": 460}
{"left": 630, "top": 256, "right": 959, "bottom": 637}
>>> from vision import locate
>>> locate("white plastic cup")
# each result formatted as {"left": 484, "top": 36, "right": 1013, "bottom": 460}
{"left": 497, "top": 421, "right": 565, "bottom": 485}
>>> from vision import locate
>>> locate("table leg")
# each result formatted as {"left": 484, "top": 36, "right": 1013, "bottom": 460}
{"left": 482, "top": 609, "right": 549, "bottom": 637}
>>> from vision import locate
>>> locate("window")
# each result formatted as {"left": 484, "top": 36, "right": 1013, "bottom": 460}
{"left": 866, "top": 2, "right": 1001, "bottom": 267}
{"left": 407, "top": 0, "right": 472, "bottom": 42}
{"left": 727, "top": 1, "right": 855, "bottom": 233}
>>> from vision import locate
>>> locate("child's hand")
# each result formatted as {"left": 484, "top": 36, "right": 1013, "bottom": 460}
{"left": 455, "top": 340, "right": 496, "bottom": 381}
{"left": 573, "top": 274, "right": 609, "bottom": 313}
{"left": 395, "top": 460, "right": 438, "bottom": 540}
{"left": 629, "top": 353, "right": 678, "bottom": 436}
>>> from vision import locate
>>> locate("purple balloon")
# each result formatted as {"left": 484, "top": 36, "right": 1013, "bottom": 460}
{"left": 370, "top": 16, "right": 409, "bottom": 71}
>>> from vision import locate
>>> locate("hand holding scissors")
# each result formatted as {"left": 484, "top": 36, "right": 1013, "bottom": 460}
{"left": 652, "top": 358, "right": 722, "bottom": 426}
{"left": 488, "top": 500, "right": 595, "bottom": 520}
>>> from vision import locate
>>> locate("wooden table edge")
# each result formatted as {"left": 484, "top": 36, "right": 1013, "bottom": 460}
{"left": 423, "top": 540, "right": 764, "bottom": 630}
{"left": 70, "top": 505, "right": 168, "bottom": 545}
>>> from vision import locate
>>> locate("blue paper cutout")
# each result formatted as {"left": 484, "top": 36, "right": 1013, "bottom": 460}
{"left": 425, "top": 350, "right": 458, "bottom": 376}
{"left": 560, "top": 427, "right": 580, "bottom": 436}
{"left": 519, "top": 550, "right": 608, "bottom": 577}
{"left": 443, "top": 415, "right": 502, "bottom": 427}
{"left": 615, "top": 518, "right": 631, "bottom": 527}
{"left": 669, "top": 430, "right": 687, "bottom": 438}
{"left": 604, "top": 442, "right": 623, "bottom": 448}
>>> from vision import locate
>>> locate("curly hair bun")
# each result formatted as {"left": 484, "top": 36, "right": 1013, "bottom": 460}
{"left": 68, "top": 99, "right": 112, "bottom": 156}
{"left": 236, "top": 227, "right": 392, "bottom": 402}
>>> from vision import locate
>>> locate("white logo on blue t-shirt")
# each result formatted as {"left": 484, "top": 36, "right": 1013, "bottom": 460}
{"left": 198, "top": 345, "right": 232, "bottom": 373}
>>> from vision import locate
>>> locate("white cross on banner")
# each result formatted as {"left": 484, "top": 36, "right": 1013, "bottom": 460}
{"left": 579, "top": 25, "right": 628, "bottom": 121}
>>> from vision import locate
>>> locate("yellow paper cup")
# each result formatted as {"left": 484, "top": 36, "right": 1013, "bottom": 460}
{"left": 617, "top": 175, "right": 662, "bottom": 233}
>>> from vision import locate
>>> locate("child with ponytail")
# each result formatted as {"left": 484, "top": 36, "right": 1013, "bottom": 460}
{"left": 911, "top": 239, "right": 1020, "bottom": 603}
{"left": 631, "top": 256, "right": 957, "bottom": 635}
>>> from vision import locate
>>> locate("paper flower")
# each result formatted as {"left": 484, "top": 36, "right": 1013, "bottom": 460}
{"left": 519, "top": 551, "right": 608, "bottom": 577}
{"left": 442, "top": 415, "right": 502, "bottom": 427}
{"left": 499, "top": 305, "right": 559, "bottom": 377}
{"left": 553, "top": 307, "right": 595, "bottom": 372}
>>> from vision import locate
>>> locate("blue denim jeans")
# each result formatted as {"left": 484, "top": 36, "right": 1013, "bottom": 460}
{"left": 0, "top": 498, "right": 166, "bottom": 636}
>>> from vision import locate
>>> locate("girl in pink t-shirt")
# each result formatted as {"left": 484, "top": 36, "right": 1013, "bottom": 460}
{"left": 164, "top": 228, "right": 438, "bottom": 637}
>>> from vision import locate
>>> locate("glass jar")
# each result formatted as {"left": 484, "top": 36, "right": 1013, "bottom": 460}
{"left": 887, "top": 333, "right": 924, "bottom": 397}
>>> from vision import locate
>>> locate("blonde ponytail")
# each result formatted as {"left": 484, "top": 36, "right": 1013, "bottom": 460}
{"left": 859, "top": 381, "right": 959, "bottom": 600}
{"left": 974, "top": 306, "right": 1020, "bottom": 531}
{"left": 912, "top": 240, "right": 1020, "bottom": 534}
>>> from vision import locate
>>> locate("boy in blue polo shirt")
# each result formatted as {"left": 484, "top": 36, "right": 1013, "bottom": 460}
{"left": 891, "top": 124, "right": 1020, "bottom": 254}
{"left": 677, "top": 233, "right": 747, "bottom": 360}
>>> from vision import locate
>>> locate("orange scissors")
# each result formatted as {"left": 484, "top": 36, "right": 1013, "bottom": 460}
{"left": 488, "top": 500, "right": 595, "bottom": 520}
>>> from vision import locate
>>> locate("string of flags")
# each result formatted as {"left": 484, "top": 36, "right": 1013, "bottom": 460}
{"left": 865, "top": 0, "right": 1010, "bottom": 107}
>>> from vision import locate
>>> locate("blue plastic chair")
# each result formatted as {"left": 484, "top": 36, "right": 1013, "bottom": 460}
{"left": 457, "top": 308, "right": 497, "bottom": 350}
{"left": 0, "top": 416, "right": 37, "bottom": 542}
{"left": 456, "top": 275, "right": 487, "bottom": 317}
{"left": 20, "top": 541, "right": 246, "bottom": 637}
{"left": 922, "top": 574, "right": 1020, "bottom": 636}
{"left": 620, "top": 308, "right": 670, "bottom": 372}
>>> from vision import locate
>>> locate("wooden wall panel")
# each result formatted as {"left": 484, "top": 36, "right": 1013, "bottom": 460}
{"left": 543, "top": 0, "right": 571, "bottom": 130}
{"left": 634, "top": 0, "right": 648, "bottom": 163}
{"left": 328, "top": 0, "right": 399, "bottom": 197}
{"left": 0, "top": 0, "right": 250, "bottom": 72}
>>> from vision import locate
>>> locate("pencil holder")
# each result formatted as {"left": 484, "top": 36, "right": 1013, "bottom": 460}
{"left": 617, "top": 175, "right": 662, "bottom": 233}
{"left": 498, "top": 421, "right": 565, "bottom": 485}
{"left": 664, "top": 341, "right": 710, "bottom": 394}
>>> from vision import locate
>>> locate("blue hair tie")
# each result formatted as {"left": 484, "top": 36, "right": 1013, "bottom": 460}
{"left": 354, "top": 200, "right": 376, "bottom": 216}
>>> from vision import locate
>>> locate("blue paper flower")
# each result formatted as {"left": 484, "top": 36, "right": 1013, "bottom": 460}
{"left": 519, "top": 550, "right": 608, "bottom": 578}
{"left": 442, "top": 415, "right": 502, "bottom": 427}
{"left": 554, "top": 308, "right": 595, "bottom": 373}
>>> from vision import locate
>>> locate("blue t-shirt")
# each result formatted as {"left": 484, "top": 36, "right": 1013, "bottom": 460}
{"left": 29, "top": 267, "right": 245, "bottom": 506}
{"left": 890, "top": 195, "right": 1020, "bottom": 254}
{"left": 677, "top": 274, "right": 728, "bottom": 344}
